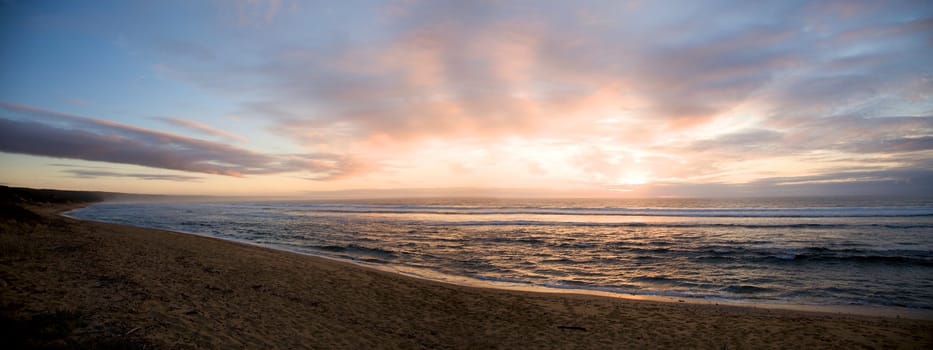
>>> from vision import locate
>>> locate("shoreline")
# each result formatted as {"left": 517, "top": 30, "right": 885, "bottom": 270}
{"left": 63, "top": 204, "right": 933, "bottom": 321}
{"left": 3, "top": 201, "right": 930, "bottom": 348}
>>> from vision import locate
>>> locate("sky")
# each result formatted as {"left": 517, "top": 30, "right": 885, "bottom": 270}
{"left": 1, "top": 0, "right": 932, "bottom": 197}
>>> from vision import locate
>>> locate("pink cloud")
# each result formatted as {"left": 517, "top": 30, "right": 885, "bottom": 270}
{"left": 154, "top": 116, "right": 249, "bottom": 143}
{"left": 141, "top": 0, "right": 932, "bottom": 193}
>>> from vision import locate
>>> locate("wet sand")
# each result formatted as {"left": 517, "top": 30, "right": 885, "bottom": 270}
{"left": 2, "top": 202, "right": 931, "bottom": 349}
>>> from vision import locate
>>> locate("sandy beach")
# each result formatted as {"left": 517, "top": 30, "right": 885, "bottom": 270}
{"left": 2, "top": 200, "right": 931, "bottom": 349}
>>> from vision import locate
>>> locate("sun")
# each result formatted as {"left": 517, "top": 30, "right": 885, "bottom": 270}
{"left": 618, "top": 174, "right": 649, "bottom": 186}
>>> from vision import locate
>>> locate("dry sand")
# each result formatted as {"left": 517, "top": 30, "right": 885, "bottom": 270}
{"left": 2, "top": 202, "right": 931, "bottom": 349}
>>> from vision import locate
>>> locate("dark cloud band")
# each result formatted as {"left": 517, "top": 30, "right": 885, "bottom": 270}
{"left": 0, "top": 102, "right": 357, "bottom": 180}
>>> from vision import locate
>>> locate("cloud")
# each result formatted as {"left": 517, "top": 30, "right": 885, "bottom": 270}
{"left": 689, "top": 129, "right": 784, "bottom": 152}
{"left": 195, "top": 0, "right": 927, "bottom": 149}
{"left": 750, "top": 168, "right": 933, "bottom": 195}
{"left": 0, "top": 101, "right": 357, "bottom": 179}
{"left": 848, "top": 136, "right": 933, "bottom": 154}
{"left": 648, "top": 168, "right": 933, "bottom": 197}
{"left": 61, "top": 169, "right": 202, "bottom": 182}
{"left": 772, "top": 115, "right": 933, "bottom": 153}
{"left": 93, "top": 0, "right": 933, "bottom": 194}
{"left": 153, "top": 116, "right": 249, "bottom": 143}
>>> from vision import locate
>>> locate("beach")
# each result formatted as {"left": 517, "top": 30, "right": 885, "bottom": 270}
{"left": 2, "top": 202, "right": 932, "bottom": 349}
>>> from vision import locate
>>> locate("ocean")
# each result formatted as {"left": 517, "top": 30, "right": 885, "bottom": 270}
{"left": 69, "top": 197, "right": 933, "bottom": 310}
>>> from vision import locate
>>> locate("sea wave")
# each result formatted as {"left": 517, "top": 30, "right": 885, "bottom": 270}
{"left": 686, "top": 246, "right": 933, "bottom": 266}
{"left": 213, "top": 203, "right": 933, "bottom": 218}
{"left": 423, "top": 220, "right": 933, "bottom": 229}
{"left": 68, "top": 200, "right": 933, "bottom": 310}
